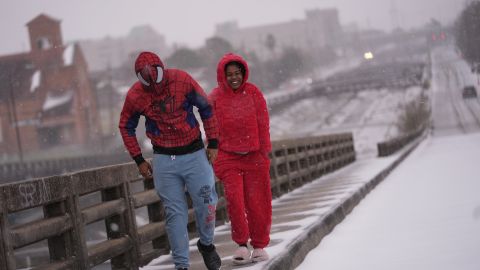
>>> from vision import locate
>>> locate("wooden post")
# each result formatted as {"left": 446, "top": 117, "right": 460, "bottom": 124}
{"left": 66, "top": 192, "right": 89, "bottom": 270}
{"left": 102, "top": 184, "right": 138, "bottom": 270}
{"left": 44, "top": 201, "right": 72, "bottom": 263}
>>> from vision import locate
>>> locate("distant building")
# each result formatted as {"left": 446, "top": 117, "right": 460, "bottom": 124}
{"left": 214, "top": 8, "right": 343, "bottom": 60}
{"left": 0, "top": 14, "right": 99, "bottom": 158}
{"left": 79, "top": 25, "right": 171, "bottom": 72}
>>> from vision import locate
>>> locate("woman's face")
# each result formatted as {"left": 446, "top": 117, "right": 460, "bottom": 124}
{"left": 225, "top": 64, "right": 243, "bottom": 90}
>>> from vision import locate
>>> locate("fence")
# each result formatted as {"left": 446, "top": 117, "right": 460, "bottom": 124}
{"left": 0, "top": 133, "right": 355, "bottom": 270}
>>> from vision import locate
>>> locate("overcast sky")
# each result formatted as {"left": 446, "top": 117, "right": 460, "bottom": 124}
{"left": 0, "top": 0, "right": 464, "bottom": 56}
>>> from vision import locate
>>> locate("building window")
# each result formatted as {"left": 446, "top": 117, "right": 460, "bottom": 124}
{"left": 38, "top": 126, "right": 62, "bottom": 148}
{"left": 37, "top": 37, "right": 52, "bottom": 50}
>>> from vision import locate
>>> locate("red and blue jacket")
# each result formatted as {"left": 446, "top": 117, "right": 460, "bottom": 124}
{"left": 119, "top": 54, "right": 218, "bottom": 164}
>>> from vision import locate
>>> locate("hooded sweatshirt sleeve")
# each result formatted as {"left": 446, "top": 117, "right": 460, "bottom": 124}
{"left": 185, "top": 74, "right": 219, "bottom": 148}
{"left": 118, "top": 90, "right": 144, "bottom": 165}
{"left": 252, "top": 86, "right": 272, "bottom": 154}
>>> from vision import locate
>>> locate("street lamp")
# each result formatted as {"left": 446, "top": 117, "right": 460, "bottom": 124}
{"left": 364, "top": 51, "right": 374, "bottom": 60}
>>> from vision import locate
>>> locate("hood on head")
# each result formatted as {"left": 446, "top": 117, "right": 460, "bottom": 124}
{"left": 216, "top": 53, "right": 249, "bottom": 91}
{"left": 134, "top": 52, "right": 165, "bottom": 90}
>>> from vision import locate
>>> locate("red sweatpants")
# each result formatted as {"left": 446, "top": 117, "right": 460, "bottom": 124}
{"left": 213, "top": 150, "right": 272, "bottom": 248}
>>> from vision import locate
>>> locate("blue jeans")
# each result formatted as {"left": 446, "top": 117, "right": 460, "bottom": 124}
{"left": 153, "top": 149, "right": 218, "bottom": 269}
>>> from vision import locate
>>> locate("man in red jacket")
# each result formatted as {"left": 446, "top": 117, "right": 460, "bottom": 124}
{"left": 209, "top": 53, "right": 272, "bottom": 265}
{"left": 119, "top": 51, "right": 221, "bottom": 270}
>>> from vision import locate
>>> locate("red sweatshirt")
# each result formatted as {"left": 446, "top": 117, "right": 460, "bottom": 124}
{"left": 209, "top": 53, "right": 271, "bottom": 155}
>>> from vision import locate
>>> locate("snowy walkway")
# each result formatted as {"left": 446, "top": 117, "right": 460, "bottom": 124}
{"left": 142, "top": 135, "right": 423, "bottom": 270}
{"left": 297, "top": 132, "right": 480, "bottom": 270}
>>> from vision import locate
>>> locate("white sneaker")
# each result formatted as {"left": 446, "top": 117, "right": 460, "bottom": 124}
{"left": 232, "top": 246, "right": 251, "bottom": 265}
{"left": 251, "top": 248, "right": 269, "bottom": 262}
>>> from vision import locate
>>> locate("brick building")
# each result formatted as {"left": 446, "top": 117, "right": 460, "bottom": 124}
{"left": 0, "top": 14, "right": 99, "bottom": 159}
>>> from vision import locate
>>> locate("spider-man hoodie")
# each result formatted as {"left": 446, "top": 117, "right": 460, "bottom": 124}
{"left": 119, "top": 52, "right": 218, "bottom": 165}
{"left": 209, "top": 53, "right": 271, "bottom": 155}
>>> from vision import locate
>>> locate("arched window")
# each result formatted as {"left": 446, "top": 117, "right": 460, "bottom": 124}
{"left": 37, "top": 37, "right": 52, "bottom": 50}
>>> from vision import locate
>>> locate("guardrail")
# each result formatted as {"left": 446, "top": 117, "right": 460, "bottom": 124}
{"left": 0, "top": 133, "right": 355, "bottom": 270}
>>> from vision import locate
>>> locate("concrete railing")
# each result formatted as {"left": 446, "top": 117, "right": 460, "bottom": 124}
{"left": 0, "top": 133, "right": 355, "bottom": 270}
{"left": 377, "top": 126, "right": 426, "bottom": 157}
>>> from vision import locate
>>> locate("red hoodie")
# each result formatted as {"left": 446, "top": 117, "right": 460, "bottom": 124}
{"left": 119, "top": 52, "right": 218, "bottom": 164}
{"left": 209, "top": 53, "right": 271, "bottom": 155}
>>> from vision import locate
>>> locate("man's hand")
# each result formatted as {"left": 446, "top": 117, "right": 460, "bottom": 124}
{"left": 138, "top": 161, "right": 153, "bottom": 180}
{"left": 207, "top": 148, "right": 218, "bottom": 163}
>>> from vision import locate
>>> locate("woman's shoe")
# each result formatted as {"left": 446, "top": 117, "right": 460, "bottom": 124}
{"left": 232, "top": 246, "right": 251, "bottom": 265}
{"left": 251, "top": 248, "right": 269, "bottom": 262}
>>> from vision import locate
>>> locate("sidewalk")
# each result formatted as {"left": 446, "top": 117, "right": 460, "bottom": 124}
{"left": 142, "top": 137, "right": 422, "bottom": 270}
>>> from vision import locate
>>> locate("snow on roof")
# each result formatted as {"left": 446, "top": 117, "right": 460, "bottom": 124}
{"left": 63, "top": 44, "right": 75, "bottom": 66}
{"left": 30, "top": 70, "right": 41, "bottom": 93}
{"left": 42, "top": 90, "right": 74, "bottom": 111}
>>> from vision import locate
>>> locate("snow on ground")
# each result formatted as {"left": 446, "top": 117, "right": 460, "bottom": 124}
{"left": 295, "top": 44, "right": 480, "bottom": 270}
{"left": 269, "top": 86, "right": 424, "bottom": 158}
{"left": 296, "top": 132, "right": 480, "bottom": 270}
{"left": 263, "top": 55, "right": 363, "bottom": 101}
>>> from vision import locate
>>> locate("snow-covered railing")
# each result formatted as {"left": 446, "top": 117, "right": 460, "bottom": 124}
{"left": 0, "top": 133, "right": 355, "bottom": 270}
{"left": 0, "top": 153, "right": 132, "bottom": 184}
{"left": 269, "top": 133, "right": 355, "bottom": 197}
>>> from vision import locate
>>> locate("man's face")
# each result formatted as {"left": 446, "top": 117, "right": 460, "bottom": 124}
{"left": 135, "top": 52, "right": 164, "bottom": 90}
{"left": 137, "top": 64, "right": 163, "bottom": 87}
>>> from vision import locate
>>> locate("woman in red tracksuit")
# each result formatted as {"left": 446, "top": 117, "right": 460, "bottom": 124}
{"left": 209, "top": 53, "right": 272, "bottom": 265}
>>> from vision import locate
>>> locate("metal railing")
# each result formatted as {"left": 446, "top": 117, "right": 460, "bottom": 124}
{"left": 0, "top": 133, "right": 355, "bottom": 270}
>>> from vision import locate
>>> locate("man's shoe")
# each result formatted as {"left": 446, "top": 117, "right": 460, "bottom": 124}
{"left": 197, "top": 240, "right": 222, "bottom": 270}
{"left": 232, "top": 246, "right": 251, "bottom": 265}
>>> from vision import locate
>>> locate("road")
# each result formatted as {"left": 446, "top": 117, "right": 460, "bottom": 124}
{"left": 431, "top": 46, "right": 480, "bottom": 135}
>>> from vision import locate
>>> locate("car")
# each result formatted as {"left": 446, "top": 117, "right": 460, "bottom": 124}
{"left": 462, "top": 85, "right": 477, "bottom": 99}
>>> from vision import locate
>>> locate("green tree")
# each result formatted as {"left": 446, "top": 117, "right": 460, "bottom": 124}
{"left": 166, "top": 48, "right": 204, "bottom": 69}
{"left": 262, "top": 47, "right": 306, "bottom": 89}
{"left": 201, "top": 36, "right": 235, "bottom": 88}
{"left": 203, "top": 36, "right": 234, "bottom": 62}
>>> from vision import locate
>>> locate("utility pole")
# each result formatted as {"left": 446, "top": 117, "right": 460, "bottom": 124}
{"left": 7, "top": 70, "right": 24, "bottom": 163}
